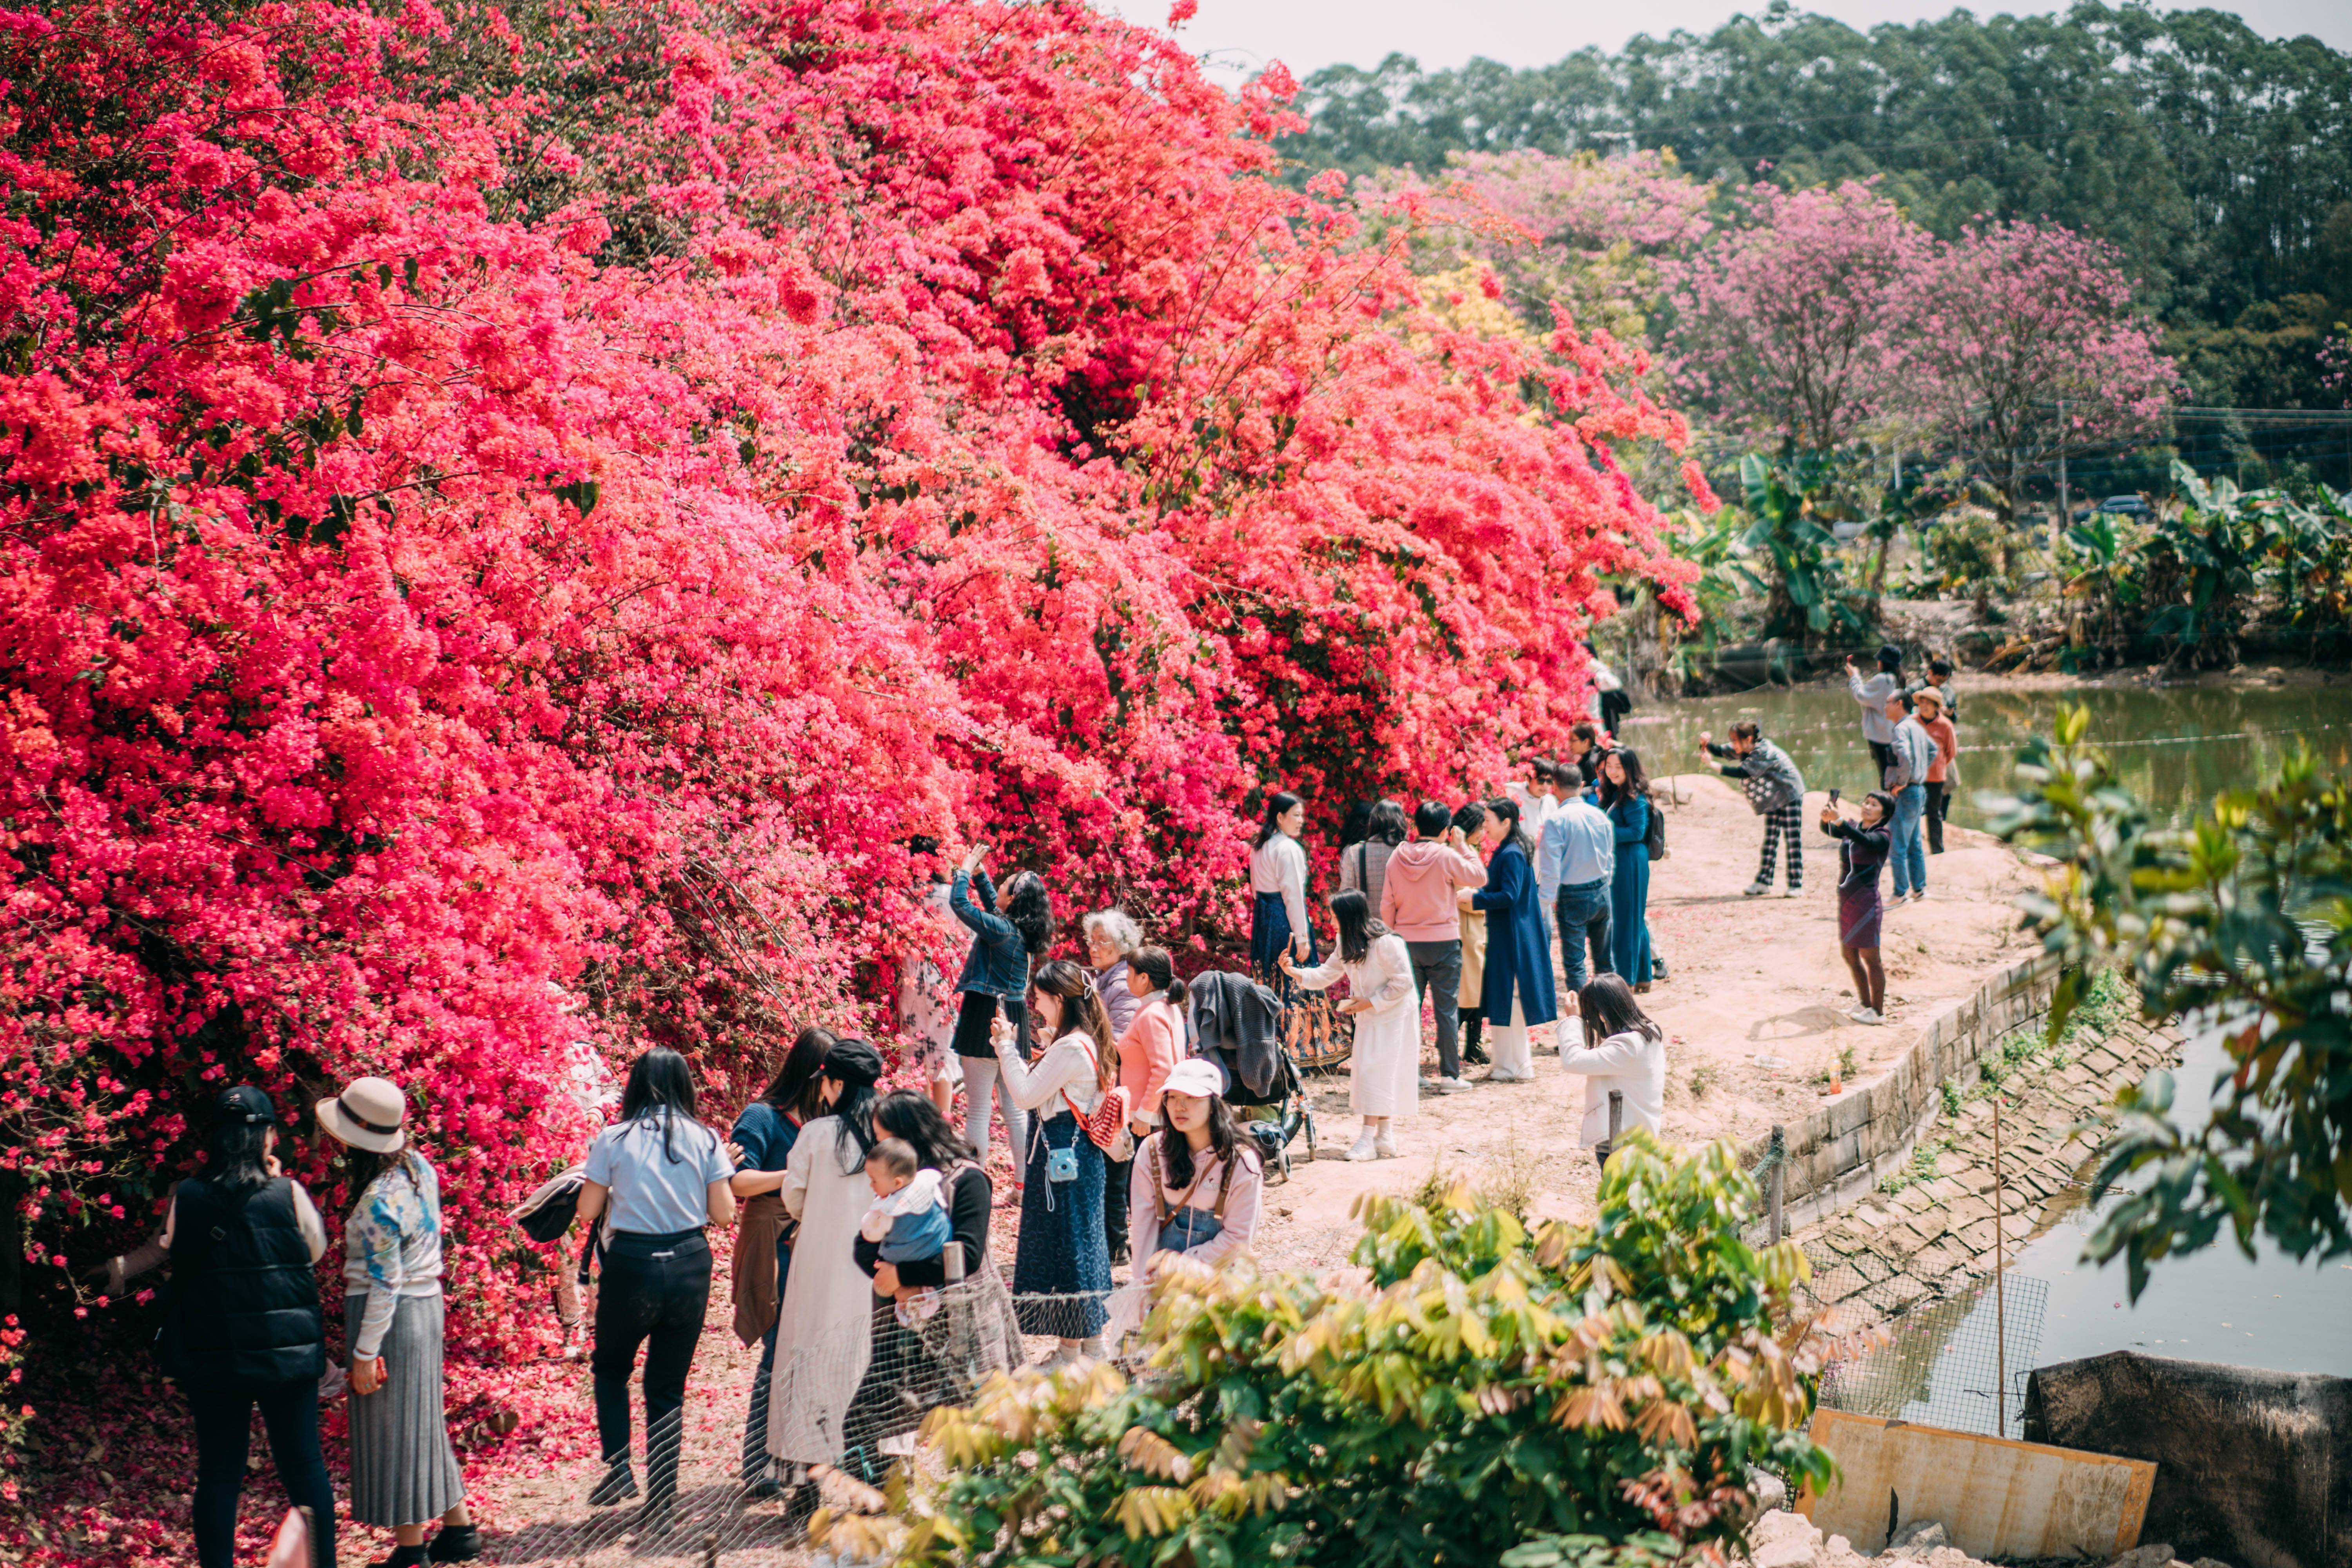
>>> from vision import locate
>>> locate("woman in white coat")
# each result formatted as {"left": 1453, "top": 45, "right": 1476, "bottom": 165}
{"left": 1557, "top": 975, "right": 1667, "bottom": 1169}
{"left": 1282, "top": 889, "right": 1418, "bottom": 1161}
{"left": 766, "top": 1038, "right": 886, "bottom": 1513}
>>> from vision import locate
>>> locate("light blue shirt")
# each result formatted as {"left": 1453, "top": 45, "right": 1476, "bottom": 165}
{"left": 584, "top": 1113, "right": 733, "bottom": 1235}
{"left": 1541, "top": 799, "right": 1616, "bottom": 887}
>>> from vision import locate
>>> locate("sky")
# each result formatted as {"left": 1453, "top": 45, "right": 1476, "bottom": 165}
{"left": 1104, "top": 0, "right": 2352, "bottom": 84}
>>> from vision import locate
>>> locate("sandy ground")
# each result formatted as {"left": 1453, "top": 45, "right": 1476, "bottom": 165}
{"left": 1252, "top": 772, "right": 2043, "bottom": 1273}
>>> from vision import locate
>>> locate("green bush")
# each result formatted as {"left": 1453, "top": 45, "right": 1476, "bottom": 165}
{"left": 815, "top": 1134, "right": 1837, "bottom": 1568}
{"left": 1988, "top": 711, "right": 2352, "bottom": 1295}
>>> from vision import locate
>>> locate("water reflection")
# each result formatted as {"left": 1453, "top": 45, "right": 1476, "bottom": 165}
{"left": 1624, "top": 681, "right": 2352, "bottom": 829}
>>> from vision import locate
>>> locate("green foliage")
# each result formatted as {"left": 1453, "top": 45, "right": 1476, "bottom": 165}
{"left": 820, "top": 1134, "right": 1839, "bottom": 1568}
{"left": 1986, "top": 712, "right": 2352, "bottom": 1298}
{"left": 1737, "top": 452, "right": 1869, "bottom": 644}
{"left": 2056, "top": 467, "right": 2352, "bottom": 668}
{"left": 1921, "top": 510, "right": 2029, "bottom": 615}
{"left": 1664, "top": 506, "right": 1768, "bottom": 682}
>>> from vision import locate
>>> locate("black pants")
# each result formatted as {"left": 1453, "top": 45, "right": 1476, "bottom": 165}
{"left": 1103, "top": 1153, "right": 1132, "bottom": 1262}
{"left": 189, "top": 1376, "right": 336, "bottom": 1568}
{"left": 593, "top": 1230, "right": 712, "bottom": 1502}
{"left": 1460, "top": 1005, "right": 1485, "bottom": 1063}
{"left": 1403, "top": 938, "right": 1465, "bottom": 1078}
{"left": 1924, "top": 780, "right": 1949, "bottom": 853}
{"left": 1868, "top": 739, "right": 1893, "bottom": 780}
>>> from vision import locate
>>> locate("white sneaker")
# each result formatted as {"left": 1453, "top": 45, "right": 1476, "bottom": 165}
{"left": 1486, "top": 1069, "right": 1532, "bottom": 1084}
{"left": 1430, "top": 1076, "right": 1472, "bottom": 1094}
{"left": 1345, "top": 1131, "right": 1378, "bottom": 1161}
{"left": 1783, "top": 885, "right": 1804, "bottom": 898}
{"left": 1374, "top": 1128, "right": 1399, "bottom": 1158}
{"left": 1741, "top": 881, "right": 1768, "bottom": 897}
{"left": 1850, "top": 1007, "right": 1884, "bottom": 1025}
{"left": 1911, "top": 889, "right": 1929, "bottom": 904}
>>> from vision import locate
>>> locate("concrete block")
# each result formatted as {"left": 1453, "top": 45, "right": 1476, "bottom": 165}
{"left": 1829, "top": 1092, "right": 1873, "bottom": 1138}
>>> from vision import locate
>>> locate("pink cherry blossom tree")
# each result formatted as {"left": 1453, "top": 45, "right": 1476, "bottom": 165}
{"left": 1662, "top": 180, "right": 1929, "bottom": 454}
{"left": 1896, "top": 219, "right": 2183, "bottom": 523}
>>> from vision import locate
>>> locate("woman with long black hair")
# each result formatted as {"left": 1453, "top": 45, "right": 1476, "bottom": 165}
{"left": 575, "top": 1049, "right": 737, "bottom": 1524}
{"left": 947, "top": 842, "right": 1052, "bottom": 1175}
{"left": 1600, "top": 748, "right": 1655, "bottom": 992}
{"left": 839, "top": 1093, "right": 1021, "bottom": 1474}
{"left": 1821, "top": 790, "right": 1897, "bottom": 1024}
{"left": 1558, "top": 975, "right": 1667, "bottom": 1169}
{"left": 1282, "top": 889, "right": 1418, "bottom": 1161}
{"left": 1249, "top": 790, "right": 1339, "bottom": 1066}
{"left": 987, "top": 959, "right": 1117, "bottom": 1360}
{"left": 162, "top": 1086, "right": 335, "bottom": 1568}
{"left": 1125, "top": 1058, "right": 1264, "bottom": 1274}
{"left": 726, "top": 1024, "right": 833, "bottom": 1490}
{"left": 766, "top": 1037, "right": 886, "bottom": 1494}
{"left": 1470, "top": 797, "right": 1558, "bottom": 1083}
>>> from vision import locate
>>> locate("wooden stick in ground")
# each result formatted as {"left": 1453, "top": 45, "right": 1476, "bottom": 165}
{"left": 1993, "top": 1088, "right": 2007, "bottom": 1437}
{"left": 1768, "top": 1124, "right": 1786, "bottom": 1244}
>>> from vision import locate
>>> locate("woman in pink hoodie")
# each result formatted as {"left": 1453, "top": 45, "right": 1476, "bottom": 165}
{"left": 1378, "top": 801, "right": 1488, "bottom": 1093}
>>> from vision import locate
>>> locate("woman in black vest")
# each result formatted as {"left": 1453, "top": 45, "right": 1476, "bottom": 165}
{"left": 163, "top": 1085, "right": 335, "bottom": 1568}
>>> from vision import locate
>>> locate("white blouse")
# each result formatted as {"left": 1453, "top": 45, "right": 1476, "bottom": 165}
{"left": 1558, "top": 1017, "right": 1667, "bottom": 1148}
{"left": 1290, "top": 931, "right": 1416, "bottom": 1018}
{"left": 1249, "top": 831, "right": 1310, "bottom": 939}
{"left": 992, "top": 1028, "right": 1106, "bottom": 1118}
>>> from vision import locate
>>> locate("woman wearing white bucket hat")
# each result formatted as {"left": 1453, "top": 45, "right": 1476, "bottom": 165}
{"left": 316, "top": 1076, "right": 477, "bottom": 1566}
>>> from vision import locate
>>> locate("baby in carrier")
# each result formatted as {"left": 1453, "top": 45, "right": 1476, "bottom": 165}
{"left": 860, "top": 1138, "right": 952, "bottom": 1327}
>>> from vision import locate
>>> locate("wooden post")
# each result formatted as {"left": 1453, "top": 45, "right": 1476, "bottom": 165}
{"left": 1768, "top": 1125, "right": 1786, "bottom": 1244}
{"left": 1993, "top": 1091, "right": 2007, "bottom": 1437}
{"left": 1608, "top": 1090, "right": 1624, "bottom": 1147}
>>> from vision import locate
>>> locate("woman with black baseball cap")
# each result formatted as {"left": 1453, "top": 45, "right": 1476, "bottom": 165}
{"left": 161, "top": 1085, "right": 336, "bottom": 1568}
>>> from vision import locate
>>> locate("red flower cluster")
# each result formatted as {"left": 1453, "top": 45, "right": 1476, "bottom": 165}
{"left": 0, "top": 0, "right": 1697, "bottom": 1552}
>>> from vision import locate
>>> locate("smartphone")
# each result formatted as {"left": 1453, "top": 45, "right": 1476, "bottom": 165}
{"left": 1828, "top": 788, "right": 1841, "bottom": 804}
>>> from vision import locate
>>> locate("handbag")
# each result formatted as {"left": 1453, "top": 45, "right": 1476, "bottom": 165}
{"left": 1061, "top": 1040, "right": 1134, "bottom": 1159}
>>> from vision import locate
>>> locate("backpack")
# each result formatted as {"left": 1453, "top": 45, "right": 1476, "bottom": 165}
{"left": 1644, "top": 800, "right": 1668, "bottom": 862}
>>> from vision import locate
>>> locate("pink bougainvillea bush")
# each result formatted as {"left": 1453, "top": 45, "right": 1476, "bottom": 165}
{"left": 0, "top": 0, "right": 1700, "bottom": 1555}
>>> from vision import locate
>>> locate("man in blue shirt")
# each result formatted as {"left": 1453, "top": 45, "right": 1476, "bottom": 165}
{"left": 1541, "top": 766, "right": 1616, "bottom": 992}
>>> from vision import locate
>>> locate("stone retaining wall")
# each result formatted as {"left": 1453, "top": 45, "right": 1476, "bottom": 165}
{"left": 1741, "top": 955, "right": 2062, "bottom": 1237}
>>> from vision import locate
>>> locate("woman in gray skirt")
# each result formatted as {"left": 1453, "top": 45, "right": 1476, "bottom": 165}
{"left": 319, "top": 1076, "right": 479, "bottom": 1566}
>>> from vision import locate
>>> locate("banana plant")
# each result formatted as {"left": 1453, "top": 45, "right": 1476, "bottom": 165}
{"left": 1736, "top": 451, "right": 1865, "bottom": 643}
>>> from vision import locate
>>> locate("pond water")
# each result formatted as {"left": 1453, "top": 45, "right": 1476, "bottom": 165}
{"left": 1619, "top": 679, "right": 2352, "bottom": 829}
{"left": 2008, "top": 1019, "right": 2352, "bottom": 1382}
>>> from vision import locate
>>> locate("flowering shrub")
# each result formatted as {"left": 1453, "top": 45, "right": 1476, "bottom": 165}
{"left": 0, "top": 0, "right": 1700, "bottom": 1554}
{"left": 814, "top": 1134, "right": 1838, "bottom": 1567}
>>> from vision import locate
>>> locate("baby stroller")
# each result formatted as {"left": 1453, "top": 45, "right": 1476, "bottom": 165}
{"left": 1189, "top": 970, "right": 1316, "bottom": 1182}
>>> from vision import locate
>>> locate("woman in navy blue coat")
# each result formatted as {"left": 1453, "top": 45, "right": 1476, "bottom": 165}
{"left": 1469, "top": 799, "right": 1557, "bottom": 1083}
{"left": 1600, "top": 749, "right": 1654, "bottom": 991}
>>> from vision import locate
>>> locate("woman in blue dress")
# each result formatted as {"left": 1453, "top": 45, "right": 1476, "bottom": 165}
{"left": 1468, "top": 798, "right": 1557, "bottom": 1083}
{"left": 1601, "top": 748, "right": 1654, "bottom": 992}
{"left": 726, "top": 1025, "right": 831, "bottom": 1492}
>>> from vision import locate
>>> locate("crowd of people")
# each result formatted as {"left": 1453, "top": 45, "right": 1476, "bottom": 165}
{"left": 127, "top": 643, "right": 1967, "bottom": 1566}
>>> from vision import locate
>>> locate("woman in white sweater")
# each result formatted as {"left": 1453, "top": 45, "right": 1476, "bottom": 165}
{"left": 1557, "top": 974, "right": 1667, "bottom": 1169}
{"left": 989, "top": 959, "right": 1116, "bottom": 1359}
{"left": 1282, "top": 889, "right": 1419, "bottom": 1161}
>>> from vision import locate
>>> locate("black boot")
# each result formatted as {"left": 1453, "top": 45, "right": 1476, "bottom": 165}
{"left": 426, "top": 1524, "right": 481, "bottom": 1564}
{"left": 587, "top": 1456, "right": 639, "bottom": 1506}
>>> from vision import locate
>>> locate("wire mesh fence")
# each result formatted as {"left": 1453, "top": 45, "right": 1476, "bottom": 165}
{"left": 1813, "top": 1267, "right": 2048, "bottom": 1441}
{"left": 486, "top": 1283, "right": 1126, "bottom": 1566}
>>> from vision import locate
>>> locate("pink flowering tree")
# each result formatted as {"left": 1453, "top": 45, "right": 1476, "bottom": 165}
{"left": 1662, "top": 181, "right": 1929, "bottom": 454}
{"left": 1896, "top": 220, "right": 2183, "bottom": 523}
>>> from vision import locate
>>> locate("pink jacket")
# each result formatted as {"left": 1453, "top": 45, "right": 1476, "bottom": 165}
{"left": 1116, "top": 995, "right": 1185, "bottom": 1124}
{"left": 1379, "top": 838, "right": 1487, "bottom": 942}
